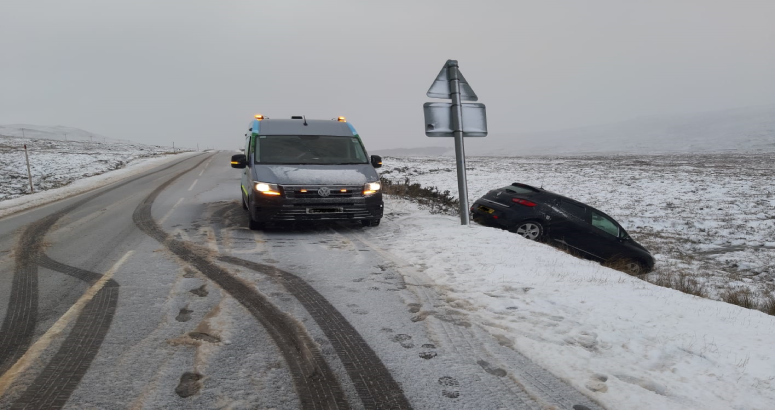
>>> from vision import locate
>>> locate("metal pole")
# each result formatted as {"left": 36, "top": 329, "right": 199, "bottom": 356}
{"left": 24, "top": 144, "right": 34, "bottom": 193}
{"left": 448, "top": 60, "right": 470, "bottom": 225}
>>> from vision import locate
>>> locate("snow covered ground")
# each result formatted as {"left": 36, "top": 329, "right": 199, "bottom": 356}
{"left": 374, "top": 198, "right": 775, "bottom": 410}
{"left": 380, "top": 154, "right": 775, "bottom": 309}
{"left": 0, "top": 134, "right": 190, "bottom": 202}
{"left": 0, "top": 134, "right": 197, "bottom": 218}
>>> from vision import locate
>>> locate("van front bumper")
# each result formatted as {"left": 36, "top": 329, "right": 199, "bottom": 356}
{"left": 250, "top": 193, "right": 383, "bottom": 222}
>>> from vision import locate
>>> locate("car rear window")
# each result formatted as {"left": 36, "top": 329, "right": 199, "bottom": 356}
{"left": 503, "top": 185, "right": 536, "bottom": 194}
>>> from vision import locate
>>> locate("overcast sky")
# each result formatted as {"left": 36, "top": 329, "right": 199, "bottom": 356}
{"left": 1, "top": 0, "right": 774, "bottom": 150}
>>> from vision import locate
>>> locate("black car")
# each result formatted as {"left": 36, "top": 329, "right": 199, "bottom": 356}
{"left": 471, "top": 183, "right": 655, "bottom": 274}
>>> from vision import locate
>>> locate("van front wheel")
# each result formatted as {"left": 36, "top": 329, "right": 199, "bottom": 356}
{"left": 247, "top": 197, "right": 264, "bottom": 230}
{"left": 249, "top": 218, "right": 264, "bottom": 230}
{"left": 361, "top": 219, "right": 380, "bottom": 227}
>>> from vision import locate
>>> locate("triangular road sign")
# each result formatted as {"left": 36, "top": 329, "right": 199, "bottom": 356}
{"left": 426, "top": 60, "right": 478, "bottom": 101}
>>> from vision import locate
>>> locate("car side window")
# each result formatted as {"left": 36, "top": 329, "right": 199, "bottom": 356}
{"left": 558, "top": 200, "right": 586, "bottom": 220}
{"left": 590, "top": 211, "right": 619, "bottom": 237}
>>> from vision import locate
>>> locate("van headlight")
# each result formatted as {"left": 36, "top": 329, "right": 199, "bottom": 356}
{"left": 254, "top": 182, "right": 281, "bottom": 196}
{"left": 363, "top": 182, "right": 381, "bottom": 196}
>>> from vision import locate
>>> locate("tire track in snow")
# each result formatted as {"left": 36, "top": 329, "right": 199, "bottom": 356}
{"left": 0, "top": 154, "right": 205, "bottom": 397}
{"left": 209, "top": 205, "right": 412, "bottom": 409}
{"left": 9, "top": 257, "right": 120, "bottom": 408}
{"left": 217, "top": 255, "right": 413, "bottom": 410}
{"left": 132, "top": 158, "right": 351, "bottom": 409}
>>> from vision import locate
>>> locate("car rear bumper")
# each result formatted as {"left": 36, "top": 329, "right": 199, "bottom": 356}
{"left": 471, "top": 199, "right": 535, "bottom": 229}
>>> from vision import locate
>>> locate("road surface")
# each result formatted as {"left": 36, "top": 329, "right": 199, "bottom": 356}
{"left": 0, "top": 152, "right": 602, "bottom": 409}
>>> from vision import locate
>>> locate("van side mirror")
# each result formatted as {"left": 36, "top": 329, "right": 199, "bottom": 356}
{"left": 231, "top": 154, "right": 247, "bottom": 169}
{"left": 370, "top": 155, "right": 383, "bottom": 168}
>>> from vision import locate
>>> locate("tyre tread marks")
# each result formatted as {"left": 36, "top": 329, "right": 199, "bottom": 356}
{"left": 0, "top": 154, "right": 205, "bottom": 397}
{"left": 218, "top": 255, "right": 412, "bottom": 410}
{"left": 132, "top": 158, "right": 351, "bottom": 409}
{"left": 11, "top": 261, "right": 118, "bottom": 408}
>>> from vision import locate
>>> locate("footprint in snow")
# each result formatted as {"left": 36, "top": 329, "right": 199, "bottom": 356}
{"left": 176, "top": 308, "right": 193, "bottom": 322}
{"left": 175, "top": 372, "right": 203, "bottom": 398}
{"left": 438, "top": 376, "right": 460, "bottom": 398}
{"left": 391, "top": 334, "right": 414, "bottom": 349}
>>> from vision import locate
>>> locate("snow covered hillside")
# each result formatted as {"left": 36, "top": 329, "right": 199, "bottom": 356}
{"left": 0, "top": 134, "right": 187, "bottom": 201}
{"left": 381, "top": 154, "right": 775, "bottom": 310}
{"left": 0, "top": 124, "right": 121, "bottom": 144}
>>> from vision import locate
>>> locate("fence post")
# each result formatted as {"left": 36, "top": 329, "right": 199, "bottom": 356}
{"left": 24, "top": 144, "right": 34, "bottom": 193}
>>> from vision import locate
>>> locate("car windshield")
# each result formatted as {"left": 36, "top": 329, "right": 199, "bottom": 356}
{"left": 255, "top": 135, "right": 368, "bottom": 165}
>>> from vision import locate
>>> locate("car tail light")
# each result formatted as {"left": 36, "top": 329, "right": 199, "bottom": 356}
{"left": 511, "top": 198, "right": 536, "bottom": 207}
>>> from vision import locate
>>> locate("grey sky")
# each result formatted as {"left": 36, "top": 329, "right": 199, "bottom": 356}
{"left": 1, "top": 0, "right": 774, "bottom": 150}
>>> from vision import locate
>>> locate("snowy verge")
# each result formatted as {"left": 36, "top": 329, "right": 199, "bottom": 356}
{"left": 0, "top": 152, "right": 200, "bottom": 219}
{"left": 373, "top": 198, "right": 775, "bottom": 410}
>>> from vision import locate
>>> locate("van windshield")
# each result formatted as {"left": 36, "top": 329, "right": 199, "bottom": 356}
{"left": 255, "top": 135, "right": 369, "bottom": 165}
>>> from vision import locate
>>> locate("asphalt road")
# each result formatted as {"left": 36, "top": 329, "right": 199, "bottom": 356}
{"left": 0, "top": 152, "right": 602, "bottom": 409}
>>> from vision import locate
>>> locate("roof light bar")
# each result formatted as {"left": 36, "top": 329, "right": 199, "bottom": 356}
{"left": 254, "top": 114, "right": 264, "bottom": 120}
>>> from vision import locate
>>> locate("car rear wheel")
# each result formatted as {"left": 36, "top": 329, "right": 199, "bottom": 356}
{"left": 514, "top": 221, "right": 543, "bottom": 240}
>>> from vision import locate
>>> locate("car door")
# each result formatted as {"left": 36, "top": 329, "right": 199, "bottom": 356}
{"left": 583, "top": 209, "right": 624, "bottom": 261}
{"left": 546, "top": 199, "right": 591, "bottom": 255}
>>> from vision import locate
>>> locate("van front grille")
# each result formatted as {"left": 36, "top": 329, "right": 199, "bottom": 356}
{"left": 282, "top": 185, "right": 362, "bottom": 199}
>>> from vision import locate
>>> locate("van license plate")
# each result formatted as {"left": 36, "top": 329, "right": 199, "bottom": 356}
{"left": 307, "top": 208, "right": 343, "bottom": 214}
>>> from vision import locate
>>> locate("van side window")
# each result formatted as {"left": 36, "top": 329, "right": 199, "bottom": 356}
{"left": 558, "top": 200, "right": 585, "bottom": 220}
{"left": 590, "top": 210, "right": 619, "bottom": 237}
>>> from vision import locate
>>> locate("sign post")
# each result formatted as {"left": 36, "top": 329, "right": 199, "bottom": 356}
{"left": 24, "top": 144, "right": 34, "bottom": 193}
{"left": 424, "top": 60, "right": 487, "bottom": 225}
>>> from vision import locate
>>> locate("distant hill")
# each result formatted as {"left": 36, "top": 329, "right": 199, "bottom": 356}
{"left": 466, "top": 104, "right": 775, "bottom": 156}
{"left": 372, "top": 146, "right": 452, "bottom": 157}
{"left": 0, "top": 124, "right": 132, "bottom": 144}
